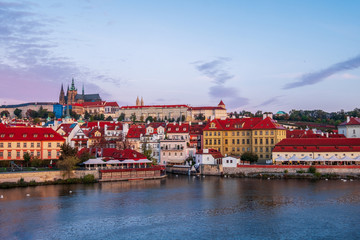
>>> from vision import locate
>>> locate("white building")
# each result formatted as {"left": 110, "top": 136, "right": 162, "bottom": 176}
{"left": 222, "top": 156, "right": 241, "bottom": 167}
{"left": 195, "top": 149, "right": 223, "bottom": 165}
{"left": 338, "top": 117, "right": 360, "bottom": 138}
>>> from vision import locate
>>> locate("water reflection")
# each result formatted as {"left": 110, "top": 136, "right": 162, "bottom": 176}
{"left": 1, "top": 176, "right": 360, "bottom": 239}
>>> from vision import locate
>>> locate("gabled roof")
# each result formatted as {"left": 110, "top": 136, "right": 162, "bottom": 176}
{"left": 252, "top": 117, "right": 285, "bottom": 130}
{"left": 82, "top": 101, "right": 106, "bottom": 107}
{"left": 339, "top": 117, "right": 360, "bottom": 126}
{"left": 112, "top": 149, "right": 147, "bottom": 160}
{"left": 105, "top": 102, "right": 119, "bottom": 107}
{"left": 196, "top": 149, "right": 223, "bottom": 159}
{"left": 56, "top": 123, "right": 77, "bottom": 137}
{"left": 127, "top": 125, "right": 146, "bottom": 138}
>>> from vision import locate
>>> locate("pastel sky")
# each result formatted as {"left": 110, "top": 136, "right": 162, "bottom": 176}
{"left": 1, "top": 0, "right": 360, "bottom": 113}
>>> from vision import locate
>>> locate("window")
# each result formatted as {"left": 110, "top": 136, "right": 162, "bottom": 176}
{"left": 205, "top": 139, "right": 208, "bottom": 145}
{"left": 242, "top": 132, "right": 245, "bottom": 136}
{"left": 232, "top": 139, "right": 235, "bottom": 144}
{"left": 237, "top": 147, "right": 240, "bottom": 151}
{"left": 24, "top": 143, "right": 27, "bottom": 148}
{"left": 271, "top": 131, "right": 274, "bottom": 135}
{"left": 260, "top": 131, "right": 263, "bottom": 135}
{"left": 247, "top": 139, "right": 250, "bottom": 144}
{"left": 255, "top": 131, "right": 257, "bottom": 135}
{"left": 218, "top": 139, "right": 221, "bottom": 145}
{"left": 232, "top": 132, "right": 235, "bottom": 136}
{"left": 237, "top": 139, "right": 240, "bottom": 144}
{"left": 260, "top": 147, "right": 263, "bottom": 152}
{"left": 266, "top": 139, "right": 268, "bottom": 145}
{"left": 48, "top": 143, "right": 51, "bottom": 148}
{"left": 31, "top": 143, "right": 34, "bottom": 148}
{"left": 232, "top": 147, "right": 235, "bottom": 152}
{"left": 169, "top": 153, "right": 171, "bottom": 156}
{"left": 163, "top": 152, "right": 165, "bottom": 156}
{"left": 266, "top": 147, "right": 269, "bottom": 152}
{"left": 17, "top": 143, "right": 20, "bottom": 148}
{"left": 0, "top": 152, "right": 2, "bottom": 157}
{"left": 237, "top": 132, "right": 239, "bottom": 136}
{"left": 37, "top": 152, "right": 40, "bottom": 157}
{"left": 209, "top": 139, "right": 212, "bottom": 145}
{"left": 48, "top": 151, "right": 51, "bottom": 158}
{"left": 225, "top": 147, "right": 228, "bottom": 151}
{"left": 225, "top": 132, "right": 228, "bottom": 136}
{"left": 225, "top": 139, "right": 228, "bottom": 144}
{"left": 17, "top": 151, "right": 20, "bottom": 157}
{"left": 37, "top": 143, "right": 40, "bottom": 148}
{"left": 255, "top": 147, "right": 258, "bottom": 152}
{"left": 271, "top": 139, "right": 274, "bottom": 144}
{"left": 255, "top": 139, "right": 258, "bottom": 144}
{"left": 260, "top": 139, "right": 263, "bottom": 144}
{"left": 8, "top": 143, "right": 11, "bottom": 148}
{"left": 265, "top": 131, "right": 268, "bottom": 135}
{"left": 0, "top": 143, "right": 3, "bottom": 148}
{"left": 209, "top": 132, "right": 212, "bottom": 136}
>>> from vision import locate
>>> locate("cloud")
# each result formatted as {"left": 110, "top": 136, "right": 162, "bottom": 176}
{"left": 0, "top": 1, "right": 121, "bottom": 103}
{"left": 284, "top": 54, "right": 360, "bottom": 89}
{"left": 193, "top": 58, "right": 249, "bottom": 109}
{"left": 254, "top": 95, "right": 283, "bottom": 108}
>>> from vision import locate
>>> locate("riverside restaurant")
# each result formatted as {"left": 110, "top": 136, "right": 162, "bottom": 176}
{"left": 274, "top": 155, "right": 360, "bottom": 165}
{"left": 82, "top": 158, "right": 153, "bottom": 170}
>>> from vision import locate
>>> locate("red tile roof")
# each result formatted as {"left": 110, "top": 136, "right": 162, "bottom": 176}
{"left": 127, "top": 125, "right": 146, "bottom": 138}
{"left": 84, "top": 121, "right": 122, "bottom": 129}
{"left": 339, "top": 117, "right": 360, "bottom": 126}
{"left": 218, "top": 100, "right": 225, "bottom": 106}
{"left": 82, "top": 101, "right": 106, "bottom": 107}
{"left": 0, "top": 127, "right": 65, "bottom": 141}
{"left": 56, "top": 123, "right": 76, "bottom": 137}
{"left": 196, "top": 149, "right": 223, "bottom": 159}
{"left": 105, "top": 102, "right": 119, "bottom": 107}
{"left": 121, "top": 104, "right": 188, "bottom": 109}
{"left": 203, "top": 118, "right": 263, "bottom": 131}
{"left": 112, "top": 149, "right": 147, "bottom": 160}
{"left": 166, "top": 123, "right": 190, "bottom": 133}
{"left": 188, "top": 106, "right": 225, "bottom": 110}
{"left": 273, "top": 138, "right": 360, "bottom": 153}
{"left": 252, "top": 117, "right": 285, "bottom": 130}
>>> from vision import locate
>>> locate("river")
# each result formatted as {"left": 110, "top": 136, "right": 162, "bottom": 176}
{"left": 1, "top": 176, "right": 360, "bottom": 240}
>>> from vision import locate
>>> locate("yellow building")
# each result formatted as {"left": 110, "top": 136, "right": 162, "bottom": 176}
{"left": 202, "top": 116, "right": 286, "bottom": 160}
{"left": 0, "top": 125, "right": 65, "bottom": 161}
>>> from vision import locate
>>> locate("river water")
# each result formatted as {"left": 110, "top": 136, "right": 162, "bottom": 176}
{"left": 1, "top": 176, "right": 360, "bottom": 240}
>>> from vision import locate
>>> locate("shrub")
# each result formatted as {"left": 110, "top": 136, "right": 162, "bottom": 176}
{"left": 284, "top": 170, "right": 289, "bottom": 174}
{"left": 308, "top": 166, "right": 317, "bottom": 174}
{"left": 314, "top": 172, "right": 322, "bottom": 178}
{"left": 82, "top": 174, "right": 95, "bottom": 183}
{"left": 297, "top": 170, "right": 306, "bottom": 174}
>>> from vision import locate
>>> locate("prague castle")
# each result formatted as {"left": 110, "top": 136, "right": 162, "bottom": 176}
{"left": 59, "top": 79, "right": 102, "bottom": 105}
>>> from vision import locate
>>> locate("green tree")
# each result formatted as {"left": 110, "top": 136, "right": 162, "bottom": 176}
{"left": 59, "top": 143, "right": 78, "bottom": 160}
{"left": 79, "top": 150, "right": 93, "bottom": 163}
{"left": 117, "top": 113, "right": 125, "bottom": 121}
{"left": 84, "top": 111, "right": 91, "bottom": 120}
{"left": 14, "top": 108, "right": 22, "bottom": 118}
{"left": 240, "top": 152, "right": 258, "bottom": 164}
{"left": 106, "top": 116, "right": 113, "bottom": 121}
{"left": 0, "top": 110, "right": 10, "bottom": 118}
{"left": 57, "top": 156, "right": 80, "bottom": 178}
{"left": 130, "top": 113, "right": 137, "bottom": 122}
{"left": 23, "top": 152, "right": 31, "bottom": 167}
{"left": 140, "top": 115, "right": 144, "bottom": 122}
{"left": 195, "top": 113, "right": 205, "bottom": 121}
{"left": 145, "top": 116, "right": 153, "bottom": 123}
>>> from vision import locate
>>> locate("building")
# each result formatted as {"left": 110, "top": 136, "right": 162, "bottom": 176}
{"left": 59, "top": 78, "right": 102, "bottom": 105}
{"left": 222, "top": 156, "right": 241, "bottom": 167}
{"left": 0, "top": 102, "right": 56, "bottom": 119}
{"left": 195, "top": 149, "right": 223, "bottom": 165}
{"left": 338, "top": 117, "right": 360, "bottom": 138}
{"left": 187, "top": 100, "right": 227, "bottom": 121}
{"left": 0, "top": 125, "right": 65, "bottom": 161}
{"left": 272, "top": 138, "right": 360, "bottom": 165}
{"left": 202, "top": 115, "right": 286, "bottom": 160}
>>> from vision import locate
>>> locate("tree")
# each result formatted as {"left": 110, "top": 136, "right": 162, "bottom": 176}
{"left": 79, "top": 150, "right": 93, "bottom": 163}
{"left": 195, "top": 113, "right": 205, "bottom": 121}
{"left": 14, "top": 108, "right": 22, "bottom": 119}
{"left": 26, "top": 109, "right": 38, "bottom": 119}
{"left": 59, "top": 143, "right": 78, "bottom": 160}
{"left": 240, "top": 152, "right": 258, "bottom": 164}
{"left": 117, "top": 113, "right": 125, "bottom": 121}
{"left": 0, "top": 110, "right": 10, "bottom": 118}
{"left": 84, "top": 111, "right": 91, "bottom": 120}
{"left": 140, "top": 115, "right": 144, "bottom": 122}
{"left": 57, "top": 156, "right": 80, "bottom": 178}
{"left": 106, "top": 116, "right": 113, "bottom": 121}
{"left": 23, "top": 152, "right": 31, "bottom": 167}
{"left": 145, "top": 116, "right": 153, "bottom": 123}
{"left": 130, "top": 113, "right": 136, "bottom": 122}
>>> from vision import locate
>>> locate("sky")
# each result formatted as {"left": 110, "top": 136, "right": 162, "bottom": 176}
{"left": 1, "top": 0, "right": 360, "bottom": 113}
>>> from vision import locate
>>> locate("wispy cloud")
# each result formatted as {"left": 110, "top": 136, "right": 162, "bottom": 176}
{"left": 254, "top": 95, "right": 283, "bottom": 108}
{"left": 283, "top": 54, "right": 360, "bottom": 89}
{"left": 0, "top": 1, "right": 121, "bottom": 103}
{"left": 193, "top": 58, "right": 248, "bottom": 108}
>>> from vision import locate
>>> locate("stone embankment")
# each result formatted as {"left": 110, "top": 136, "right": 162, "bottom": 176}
{"left": 0, "top": 170, "right": 99, "bottom": 183}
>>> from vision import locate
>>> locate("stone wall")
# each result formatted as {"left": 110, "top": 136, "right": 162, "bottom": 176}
{"left": 0, "top": 170, "right": 99, "bottom": 183}
{"left": 223, "top": 166, "right": 360, "bottom": 176}
{"left": 200, "top": 164, "right": 223, "bottom": 176}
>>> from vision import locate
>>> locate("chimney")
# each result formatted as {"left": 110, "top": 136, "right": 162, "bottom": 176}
{"left": 189, "top": 121, "right": 191, "bottom": 126}
{"left": 263, "top": 113, "right": 267, "bottom": 120}
{"left": 326, "top": 132, "right": 329, "bottom": 138}
{"left": 97, "top": 121, "right": 100, "bottom": 128}
{"left": 347, "top": 116, "right": 350, "bottom": 123}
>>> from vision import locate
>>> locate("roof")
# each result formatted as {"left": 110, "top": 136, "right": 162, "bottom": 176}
{"left": 166, "top": 123, "right": 190, "bottom": 133}
{"left": 0, "top": 127, "right": 65, "bottom": 141}
{"left": 104, "top": 102, "right": 119, "bottom": 107}
{"left": 339, "top": 117, "right": 360, "bottom": 126}
{"left": 127, "top": 125, "right": 146, "bottom": 138}
{"left": 84, "top": 121, "right": 122, "bottom": 129}
{"left": 273, "top": 138, "right": 360, "bottom": 153}
{"left": 82, "top": 101, "right": 106, "bottom": 107}
{"left": 121, "top": 104, "right": 188, "bottom": 109}
{"left": 75, "top": 94, "right": 102, "bottom": 102}
{"left": 188, "top": 106, "right": 225, "bottom": 110}
{"left": 252, "top": 117, "right": 285, "bottom": 130}
{"left": 218, "top": 100, "right": 225, "bottom": 106}
{"left": 203, "top": 117, "right": 263, "bottom": 131}
{"left": 112, "top": 149, "right": 147, "bottom": 160}
{"left": 196, "top": 148, "right": 223, "bottom": 159}
{"left": 56, "top": 123, "right": 77, "bottom": 137}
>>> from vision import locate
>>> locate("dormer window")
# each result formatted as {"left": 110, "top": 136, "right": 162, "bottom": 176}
{"left": 33, "top": 134, "right": 38, "bottom": 138}
{"left": 9, "top": 134, "right": 14, "bottom": 138}
{"left": 23, "top": 134, "right": 27, "bottom": 137}
{"left": 50, "top": 134, "right": 54, "bottom": 138}
{"left": 0, "top": 134, "right": 4, "bottom": 138}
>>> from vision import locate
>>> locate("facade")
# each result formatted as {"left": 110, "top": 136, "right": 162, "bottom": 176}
{"left": 187, "top": 100, "right": 227, "bottom": 121}
{"left": 272, "top": 138, "right": 360, "bottom": 165}
{"left": 338, "top": 117, "right": 360, "bottom": 138}
{"left": 195, "top": 149, "right": 223, "bottom": 165}
{"left": 0, "top": 125, "right": 64, "bottom": 161}
{"left": 203, "top": 115, "right": 286, "bottom": 160}
{"left": 222, "top": 156, "right": 241, "bottom": 167}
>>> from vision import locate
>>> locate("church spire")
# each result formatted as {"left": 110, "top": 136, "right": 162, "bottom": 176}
{"left": 70, "top": 78, "right": 76, "bottom": 91}
{"left": 136, "top": 96, "right": 140, "bottom": 106}
{"left": 141, "top": 96, "right": 144, "bottom": 106}
{"left": 82, "top": 84, "right": 84, "bottom": 96}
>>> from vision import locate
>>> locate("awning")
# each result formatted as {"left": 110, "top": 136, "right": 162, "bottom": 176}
{"left": 314, "top": 156, "right": 327, "bottom": 161}
{"left": 341, "top": 156, "right": 354, "bottom": 161}
{"left": 301, "top": 156, "right": 314, "bottom": 161}
{"left": 327, "top": 156, "right": 340, "bottom": 161}
{"left": 275, "top": 156, "right": 287, "bottom": 161}
{"left": 83, "top": 158, "right": 105, "bottom": 165}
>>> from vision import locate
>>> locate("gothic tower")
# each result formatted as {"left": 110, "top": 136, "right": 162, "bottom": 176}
{"left": 140, "top": 97, "right": 144, "bottom": 106}
{"left": 136, "top": 96, "right": 140, "bottom": 106}
{"left": 67, "top": 78, "right": 78, "bottom": 104}
{"left": 59, "top": 84, "right": 65, "bottom": 105}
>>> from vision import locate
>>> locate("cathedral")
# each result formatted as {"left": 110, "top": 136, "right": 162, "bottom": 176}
{"left": 59, "top": 79, "right": 102, "bottom": 105}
